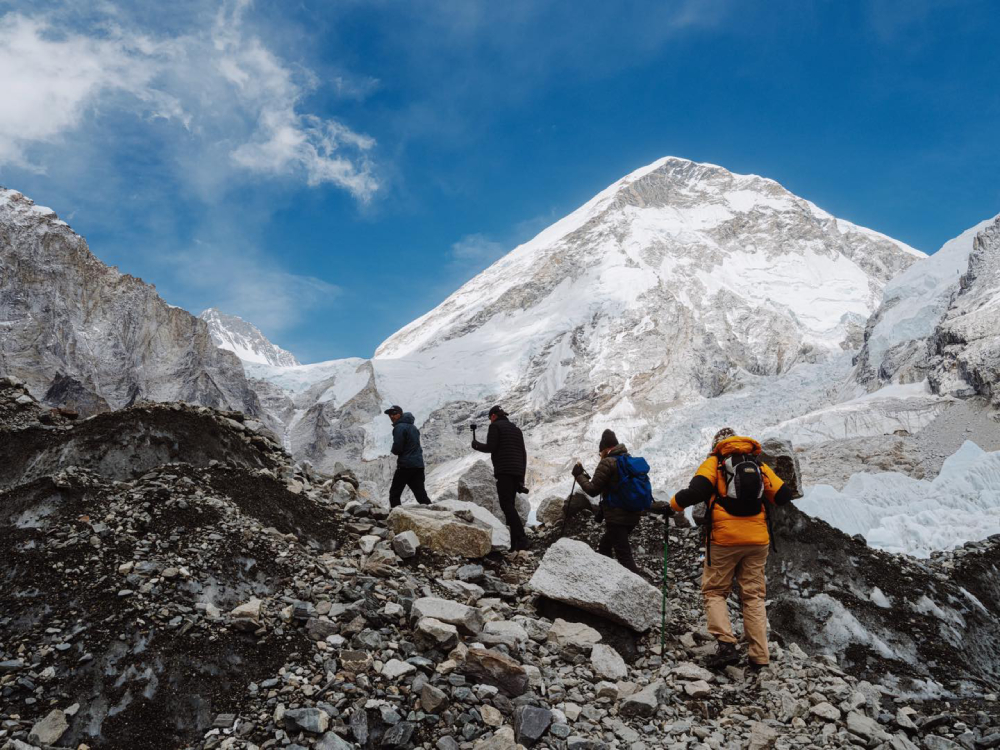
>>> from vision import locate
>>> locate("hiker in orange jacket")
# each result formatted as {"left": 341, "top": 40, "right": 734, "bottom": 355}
{"left": 670, "top": 428, "right": 794, "bottom": 672}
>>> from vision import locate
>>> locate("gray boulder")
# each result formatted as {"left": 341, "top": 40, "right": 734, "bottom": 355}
{"left": 388, "top": 505, "right": 493, "bottom": 558}
{"left": 528, "top": 538, "right": 662, "bottom": 631}
{"left": 457, "top": 460, "right": 530, "bottom": 526}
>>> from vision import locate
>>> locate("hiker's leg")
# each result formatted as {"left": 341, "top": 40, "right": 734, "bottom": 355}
{"left": 496, "top": 475, "right": 528, "bottom": 549}
{"left": 405, "top": 468, "right": 432, "bottom": 505}
{"left": 597, "top": 525, "right": 614, "bottom": 557}
{"left": 736, "top": 545, "right": 770, "bottom": 664}
{"left": 608, "top": 523, "right": 640, "bottom": 574}
{"left": 702, "top": 545, "right": 739, "bottom": 644}
{"left": 388, "top": 469, "right": 407, "bottom": 508}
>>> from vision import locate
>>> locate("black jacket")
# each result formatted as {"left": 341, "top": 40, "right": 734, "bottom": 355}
{"left": 391, "top": 413, "right": 425, "bottom": 469}
{"left": 472, "top": 415, "right": 527, "bottom": 479}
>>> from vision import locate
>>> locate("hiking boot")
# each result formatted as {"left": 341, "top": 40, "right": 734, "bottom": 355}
{"left": 747, "top": 660, "right": 768, "bottom": 673}
{"left": 517, "top": 485, "right": 530, "bottom": 495}
{"left": 706, "top": 641, "right": 740, "bottom": 671}
{"left": 510, "top": 536, "right": 532, "bottom": 552}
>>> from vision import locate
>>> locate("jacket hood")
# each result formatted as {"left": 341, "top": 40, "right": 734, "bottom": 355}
{"left": 607, "top": 444, "right": 628, "bottom": 457}
{"left": 399, "top": 412, "right": 416, "bottom": 425}
{"left": 713, "top": 436, "right": 761, "bottom": 457}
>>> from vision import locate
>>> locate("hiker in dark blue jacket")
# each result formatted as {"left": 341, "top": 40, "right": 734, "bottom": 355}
{"left": 385, "top": 405, "right": 431, "bottom": 507}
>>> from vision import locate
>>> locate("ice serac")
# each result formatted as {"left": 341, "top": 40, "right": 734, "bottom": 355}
{"left": 0, "top": 187, "right": 260, "bottom": 417}
{"left": 200, "top": 308, "right": 301, "bottom": 367}
{"left": 249, "top": 157, "right": 921, "bottom": 490}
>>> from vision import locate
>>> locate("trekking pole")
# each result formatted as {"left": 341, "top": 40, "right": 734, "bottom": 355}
{"left": 559, "top": 476, "right": 577, "bottom": 537}
{"left": 661, "top": 511, "right": 669, "bottom": 653}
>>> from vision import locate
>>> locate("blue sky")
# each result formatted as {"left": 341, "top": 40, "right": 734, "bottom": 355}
{"left": 1, "top": 0, "right": 998, "bottom": 362}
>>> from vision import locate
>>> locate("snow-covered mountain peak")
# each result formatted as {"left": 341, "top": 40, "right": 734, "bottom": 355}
{"left": 375, "top": 156, "right": 922, "bottom": 369}
{"left": 200, "top": 308, "right": 300, "bottom": 367}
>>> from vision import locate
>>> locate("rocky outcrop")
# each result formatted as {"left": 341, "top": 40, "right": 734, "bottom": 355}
{"left": 528, "top": 538, "right": 662, "bottom": 631}
{"left": 0, "top": 188, "right": 259, "bottom": 417}
{"left": 855, "top": 214, "right": 1000, "bottom": 406}
{"left": 431, "top": 499, "right": 512, "bottom": 552}
{"left": 928, "top": 216, "right": 1000, "bottom": 408}
{"left": 760, "top": 437, "right": 803, "bottom": 499}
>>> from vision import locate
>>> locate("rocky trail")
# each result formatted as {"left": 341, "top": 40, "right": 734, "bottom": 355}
{"left": 2, "top": 379, "right": 1000, "bottom": 750}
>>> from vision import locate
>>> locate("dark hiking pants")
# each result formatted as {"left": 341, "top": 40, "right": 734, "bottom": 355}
{"left": 598, "top": 522, "right": 640, "bottom": 574}
{"left": 496, "top": 474, "right": 529, "bottom": 550}
{"left": 389, "top": 467, "right": 432, "bottom": 508}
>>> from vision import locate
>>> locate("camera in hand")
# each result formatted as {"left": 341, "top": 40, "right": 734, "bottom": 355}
{"left": 469, "top": 424, "right": 478, "bottom": 432}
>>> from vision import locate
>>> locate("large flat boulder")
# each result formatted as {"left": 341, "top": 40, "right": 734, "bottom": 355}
{"left": 387, "top": 506, "right": 492, "bottom": 558}
{"left": 527, "top": 538, "right": 661, "bottom": 631}
{"left": 430, "top": 499, "right": 510, "bottom": 552}
{"left": 457, "top": 460, "right": 530, "bottom": 526}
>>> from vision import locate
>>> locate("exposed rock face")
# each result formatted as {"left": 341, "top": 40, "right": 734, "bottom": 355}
{"left": 760, "top": 437, "right": 803, "bottom": 499}
{"left": 855, "top": 213, "right": 1000, "bottom": 407}
{"left": 767, "top": 503, "right": 1000, "bottom": 693}
{"left": 0, "top": 188, "right": 260, "bottom": 418}
{"left": 528, "top": 538, "right": 661, "bottom": 631}
{"left": 928, "top": 217, "right": 1000, "bottom": 407}
{"left": 431, "top": 499, "right": 512, "bottom": 552}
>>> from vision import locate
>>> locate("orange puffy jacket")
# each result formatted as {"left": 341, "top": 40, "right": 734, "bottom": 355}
{"left": 670, "top": 436, "right": 790, "bottom": 547}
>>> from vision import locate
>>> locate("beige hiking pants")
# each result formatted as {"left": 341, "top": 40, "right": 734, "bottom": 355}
{"left": 702, "top": 544, "right": 769, "bottom": 664}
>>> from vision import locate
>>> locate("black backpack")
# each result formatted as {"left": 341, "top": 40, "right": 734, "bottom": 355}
{"left": 717, "top": 453, "right": 765, "bottom": 516}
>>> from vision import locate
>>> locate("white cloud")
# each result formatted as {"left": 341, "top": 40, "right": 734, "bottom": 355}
{"left": 0, "top": 15, "right": 165, "bottom": 169}
{"left": 168, "top": 240, "right": 340, "bottom": 334}
{"left": 451, "top": 233, "right": 505, "bottom": 262}
{"left": 0, "top": 2, "right": 378, "bottom": 199}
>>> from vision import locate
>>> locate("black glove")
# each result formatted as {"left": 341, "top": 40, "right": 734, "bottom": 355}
{"left": 571, "top": 463, "right": 585, "bottom": 478}
{"left": 649, "top": 501, "right": 674, "bottom": 517}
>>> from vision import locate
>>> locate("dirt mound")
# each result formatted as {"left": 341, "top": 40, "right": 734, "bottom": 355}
{"left": 0, "top": 400, "right": 283, "bottom": 491}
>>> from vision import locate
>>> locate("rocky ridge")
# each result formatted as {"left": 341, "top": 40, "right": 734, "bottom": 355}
{"left": 855, "top": 214, "right": 1000, "bottom": 408}
{"left": 0, "top": 187, "right": 260, "bottom": 418}
{"left": 3, "top": 380, "right": 999, "bottom": 750}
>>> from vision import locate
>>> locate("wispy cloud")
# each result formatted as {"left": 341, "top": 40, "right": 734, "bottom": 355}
{"left": 450, "top": 232, "right": 505, "bottom": 263}
{"left": 0, "top": 1, "right": 378, "bottom": 199}
{"left": 166, "top": 240, "right": 341, "bottom": 335}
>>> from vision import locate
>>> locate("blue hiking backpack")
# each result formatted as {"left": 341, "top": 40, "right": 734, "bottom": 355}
{"left": 606, "top": 455, "right": 654, "bottom": 512}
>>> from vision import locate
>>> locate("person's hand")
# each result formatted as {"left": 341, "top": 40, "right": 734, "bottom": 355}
{"left": 571, "top": 462, "right": 585, "bottom": 478}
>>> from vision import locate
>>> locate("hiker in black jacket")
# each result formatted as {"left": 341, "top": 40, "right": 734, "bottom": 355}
{"left": 472, "top": 405, "right": 530, "bottom": 551}
{"left": 385, "top": 405, "right": 432, "bottom": 508}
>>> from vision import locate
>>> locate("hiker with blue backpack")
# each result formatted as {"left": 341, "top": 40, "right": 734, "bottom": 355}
{"left": 571, "top": 429, "right": 653, "bottom": 575}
